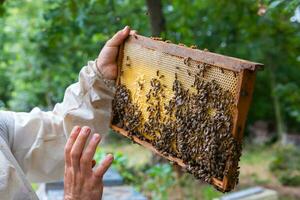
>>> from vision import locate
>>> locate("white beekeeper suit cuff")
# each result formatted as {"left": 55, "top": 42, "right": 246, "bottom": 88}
{"left": 94, "top": 59, "right": 116, "bottom": 90}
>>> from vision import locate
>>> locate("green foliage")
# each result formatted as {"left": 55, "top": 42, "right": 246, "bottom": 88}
{"left": 269, "top": 145, "right": 300, "bottom": 186}
{"left": 0, "top": 64, "right": 11, "bottom": 108}
{"left": 142, "top": 164, "right": 176, "bottom": 200}
{"left": 94, "top": 149, "right": 136, "bottom": 183}
{"left": 267, "top": 0, "right": 300, "bottom": 14}
{"left": 94, "top": 149, "right": 177, "bottom": 199}
{"left": 200, "top": 185, "right": 221, "bottom": 200}
{"left": 276, "top": 83, "right": 300, "bottom": 131}
{"left": 1, "top": 0, "right": 149, "bottom": 111}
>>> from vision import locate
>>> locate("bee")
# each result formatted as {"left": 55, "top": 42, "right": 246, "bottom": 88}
{"left": 146, "top": 106, "right": 151, "bottom": 112}
{"left": 190, "top": 45, "right": 197, "bottom": 49}
{"left": 165, "top": 40, "right": 172, "bottom": 43}
{"left": 126, "top": 60, "right": 131, "bottom": 67}
{"left": 113, "top": 71, "right": 239, "bottom": 186}
{"left": 176, "top": 66, "right": 180, "bottom": 70}
{"left": 178, "top": 43, "right": 186, "bottom": 47}
{"left": 201, "top": 71, "right": 205, "bottom": 78}
{"left": 221, "top": 68, "right": 225, "bottom": 74}
{"left": 138, "top": 81, "right": 144, "bottom": 90}
{"left": 151, "top": 37, "right": 163, "bottom": 41}
{"left": 159, "top": 74, "right": 165, "bottom": 79}
{"left": 183, "top": 57, "right": 191, "bottom": 66}
{"left": 156, "top": 70, "right": 160, "bottom": 76}
{"left": 150, "top": 79, "right": 154, "bottom": 87}
{"left": 146, "top": 93, "right": 151, "bottom": 102}
{"left": 187, "top": 69, "right": 192, "bottom": 76}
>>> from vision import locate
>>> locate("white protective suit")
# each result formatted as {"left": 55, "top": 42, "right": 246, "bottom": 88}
{"left": 0, "top": 60, "right": 115, "bottom": 200}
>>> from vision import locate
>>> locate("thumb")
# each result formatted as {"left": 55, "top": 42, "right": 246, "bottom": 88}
{"left": 106, "top": 26, "right": 130, "bottom": 47}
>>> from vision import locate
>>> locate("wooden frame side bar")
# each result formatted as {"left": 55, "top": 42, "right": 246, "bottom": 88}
{"left": 222, "top": 69, "right": 257, "bottom": 191}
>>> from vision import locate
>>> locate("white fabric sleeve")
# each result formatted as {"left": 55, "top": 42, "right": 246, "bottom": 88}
{"left": 9, "top": 60, "right": 115, "bottom": 183}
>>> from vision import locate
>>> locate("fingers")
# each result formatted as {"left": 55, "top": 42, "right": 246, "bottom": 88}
{"left": 80, "top": 134, "right": 101, "bottom": 172}
{"left": 97, "top": 26, "right": 134, "bottom": 80}
{"left": 106, "top": 26, "right": 130, "bottom": 47}
{"left": 65, "top": 126, "right": 81, "bottom": 167}
{"left": 70, "top": 126, "right": 91, "bottom": 170}
{"left": 64, "top": 127, "right": 107, "bottom": 199}
{"left": 94, "top": 154, "right": 114, "bottom": 180}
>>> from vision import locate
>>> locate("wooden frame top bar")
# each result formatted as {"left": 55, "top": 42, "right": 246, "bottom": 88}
{"left": 127, "top": 34, "right": 263, "bottom": 72}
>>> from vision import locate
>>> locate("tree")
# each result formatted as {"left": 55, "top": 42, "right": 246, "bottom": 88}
{"left": 146, "top": 0, "right": 166, "bottom": 36}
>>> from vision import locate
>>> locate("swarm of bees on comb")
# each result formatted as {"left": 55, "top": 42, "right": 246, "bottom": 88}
{"left": 111, "top": 34, "right": 262, "bottom": 192}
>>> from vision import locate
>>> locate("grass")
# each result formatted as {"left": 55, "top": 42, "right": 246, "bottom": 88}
{"left": 239, "top": 144, "right": 279, "bottom": 186}
{"left": 200, "top": 185, "right": 222, "bottom": 200}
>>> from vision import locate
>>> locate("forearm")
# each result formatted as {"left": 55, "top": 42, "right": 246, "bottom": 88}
{"left": 9, "top": 60, "right": 115, "bottom": 182}
{"left": 51, "top": 60, "right": 115, "bottom": 135}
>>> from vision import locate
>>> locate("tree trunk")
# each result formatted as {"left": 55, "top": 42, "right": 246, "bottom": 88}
{"left": 268, "top": 66, "right": 285, "bottom": 142}
{"left": 0, "top": 0, "right": 5, "bottom": 17}
{"left": 146, "top": 0, "right": 166, "bottom": 36}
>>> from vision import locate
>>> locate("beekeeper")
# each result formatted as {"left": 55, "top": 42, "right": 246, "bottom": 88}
{"left": 0, "top": 26, "right": 133, "bottom": 200}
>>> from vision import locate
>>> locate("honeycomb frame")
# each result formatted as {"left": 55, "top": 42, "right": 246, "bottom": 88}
{"left": 110, "top": 34, "right": 263, "bottom": 192}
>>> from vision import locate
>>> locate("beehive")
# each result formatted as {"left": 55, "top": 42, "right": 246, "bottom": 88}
{"left": 110, "top": 34, "right": 263, "bottom": 192}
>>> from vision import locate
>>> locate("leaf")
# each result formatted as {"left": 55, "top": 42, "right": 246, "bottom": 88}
{"left": 268, "top": 0, "right": 283, "bottom": 9}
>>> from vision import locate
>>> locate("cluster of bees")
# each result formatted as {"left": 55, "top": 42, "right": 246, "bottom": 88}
{"left": 112, "top": 56, "right": 242, "bottom": 189}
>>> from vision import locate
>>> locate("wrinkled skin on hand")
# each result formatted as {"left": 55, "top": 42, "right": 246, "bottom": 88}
{"left": 63, "top": 126, "right": 113, "bottom": 200}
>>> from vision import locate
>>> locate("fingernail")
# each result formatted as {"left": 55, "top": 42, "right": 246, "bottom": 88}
{"left": 106, "top": 154, "right": 114, "bottom": 161}
{"left": 123, "top": 26, "right": 129, "bottom": 31}
{"left": 93, "top": 134, "right": 100, "bottom": 141}
{"left": 84, "top": 127, "right": 91, "bottom": 135}
{"left": 75, "top": 126, "right": 81, "bottom": 132}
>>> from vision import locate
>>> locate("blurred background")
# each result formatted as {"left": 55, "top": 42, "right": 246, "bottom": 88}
{"left": 1, "top": 0, "right": 300, "bottom": 199}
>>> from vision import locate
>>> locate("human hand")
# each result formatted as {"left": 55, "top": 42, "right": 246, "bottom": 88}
{"left": 96, "top": 26, "right": 137, "bottom": 80}
{"left": 64, "top": 126, "right": 113, "bottom": 200}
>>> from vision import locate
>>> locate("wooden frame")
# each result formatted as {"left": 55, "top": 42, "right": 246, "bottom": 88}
{"left": 111, "top": 34, "right": 263, "bottom": 192}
